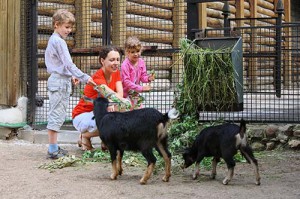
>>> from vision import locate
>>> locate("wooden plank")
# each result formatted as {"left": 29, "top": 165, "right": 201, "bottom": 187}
{"left": 0, "top": 0, "right": 8, "bottom": 103}
{"left": 207, "top": 2, "right": 236, "bottom": 13}
{"left": 126, "top": 28, "right": 173, "bottom": 44}
{"left": 39, "top": 0, "right": 75, "bottom": 5}
{"left": 1, "top": 0, "right": 21, "bottom": 104}
{"left": 38, "top": 2, "right": 75, "bottom": 16}
{"left": 129, "top": 0, "right": 174, "bottom": 10}
{"left": 126, "top": 15, "right": 173, "bottom": 32}
{"left": 127, "top": 1, "right": 172, "bottom": 20}
{"left": 257, "top": 0, "right": 275, "bottom": 10}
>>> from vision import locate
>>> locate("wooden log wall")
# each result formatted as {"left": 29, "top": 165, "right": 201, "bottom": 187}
{"left": 36, "top": 0, "right": 290, "bottom": 91}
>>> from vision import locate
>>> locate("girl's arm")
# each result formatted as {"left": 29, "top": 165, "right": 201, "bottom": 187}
{"left": 139, "top": 59, "right": 151, "bottom": 83}
{"left": 121, "top": 62, "right": 143, "bottom": 92}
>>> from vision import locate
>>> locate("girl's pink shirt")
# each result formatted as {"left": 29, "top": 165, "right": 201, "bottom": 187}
{"left": 121, "top": 57, "right": 150, "bottom": 98}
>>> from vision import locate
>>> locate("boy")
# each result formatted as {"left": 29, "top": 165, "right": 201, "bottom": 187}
{"left": 45, "top": 9, "right": 96, "bottom": 159}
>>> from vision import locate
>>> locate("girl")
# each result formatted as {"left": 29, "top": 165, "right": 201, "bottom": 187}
{"left": 121, "top": 36, "right": 155, "bottom": 109}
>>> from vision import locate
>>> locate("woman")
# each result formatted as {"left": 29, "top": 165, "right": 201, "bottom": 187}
{"left": 72, "top": 45, "right": 126, "bottom": 150}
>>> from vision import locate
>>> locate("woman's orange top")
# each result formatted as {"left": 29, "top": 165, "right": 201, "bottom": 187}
{"left": 72, "top": 69, "right": 121, "bottom": 118}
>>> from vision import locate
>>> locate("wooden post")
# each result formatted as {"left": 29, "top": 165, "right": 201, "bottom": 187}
{"left": 74, "top": 0, "right": 91, "bottom": 74}
{"left": 283, "top": 0, "right": 291, "bottom": 87}
{"left": 172, "top": 0, "right": 185, "bottom": 88}
{"left": 0, "top": 0, "right": 21, "bottom": 104}
{"left": 111, "top": 0, "right": 126, "bottom": 48}
{"left": 249, "top": 0, "right": 258, "bottom": 91}
{"left": 198, "top": 3, "right": 207, "bottom": 29}
{"left": 235, "top": 0, "right": 245, "bottom": 27}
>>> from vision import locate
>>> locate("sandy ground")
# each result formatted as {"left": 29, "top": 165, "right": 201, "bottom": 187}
{"left": 0, "top": 138, "right": 299, "bottom": 199}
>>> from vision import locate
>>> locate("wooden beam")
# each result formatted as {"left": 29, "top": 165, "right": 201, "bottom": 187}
{"left": 235, "top": 0, "right": 244, "bottom": 27}
{"left": 198, "top": 3, "right": 207, "bottom": 29}
{"left": 249, "top": 0, "right": 258, "bottom": 91}
{"left": 172, "top": 0, "right": 185, "bottom": 87}
{"left": 0, "top": 0, "right": 8, "bottom": 103}
{"left": 74, "top": 0, "right": 92, "bottom": 73}
{"left": 112, "top": 0, "right": 126, "bottom": 47}
{"left": 283, "top": 0, "right": 292, "bottom": 86}
{"left": 284, "top": 0, "right": 290, "bottom": 22}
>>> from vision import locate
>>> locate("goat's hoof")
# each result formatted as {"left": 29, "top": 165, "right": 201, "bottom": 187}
{"left": 192, "top": 174, "right": 198, "bottom": 180}
{"left": 222, "top": 179, "right": 229, "bottom": 185}
{"left": 256, "top": 181, "right": 261, "bottom": 186}
{"left": 118, "top": 169, "right": 123, "bottom": 176}
{"left": 110, "top": 174, "right": 117, "bottom": 180}
{"left": 162, "top": 175, "right": 170, "bottom": 182}
{"left": 139, "top": 178, "right": 147, "bottom": 185}
{"left": 210, "top": 174, "right": 216, "bottom": 179}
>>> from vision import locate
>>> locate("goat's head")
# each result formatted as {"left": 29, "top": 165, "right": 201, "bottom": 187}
{"left": 181, "top": 147, "right": 196, "bottom": 169}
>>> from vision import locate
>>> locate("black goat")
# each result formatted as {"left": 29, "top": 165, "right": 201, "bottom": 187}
{"left": 182, "top": 120, "right": 261, "bottom": 185}
{"left": 93, "top": 97, "right": 179, "bottom": 184}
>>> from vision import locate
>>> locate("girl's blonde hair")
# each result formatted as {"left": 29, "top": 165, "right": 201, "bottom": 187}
{"left": 124, "top": 36, "right": 142, "bottom": 51}
{"left": 52, "top": 9, "right": 75, "bottom": 28}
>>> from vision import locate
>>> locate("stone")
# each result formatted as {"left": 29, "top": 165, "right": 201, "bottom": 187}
{"left": 247, "top": 127, "right": 266, "bottom": 140}
{"left": 278, "top": 124, "right": 294, "bottom": 136}
{"left": 251, "top": 142, "right": 265, "bottom": 151}
{"left": 293, "top": 130, "right": 300, "bottom": 138}
{"left": 265, "top": 125, "right": 278, "bottom": 138}
{"left": 266, "top": 142, "right": 276, "bottom": 150}
{"left": 288, "top": 139, "right": 300, "bottom": 149}
{"left": 277, "top": 132, "right": 289, "bottom": 144}
{"left": 0, "top": 127, "right": 15, "bottom": 140}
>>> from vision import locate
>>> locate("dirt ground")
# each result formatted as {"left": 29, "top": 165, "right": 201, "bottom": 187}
{"left": 0, "top": 138, "right": 299, "bottom": 199}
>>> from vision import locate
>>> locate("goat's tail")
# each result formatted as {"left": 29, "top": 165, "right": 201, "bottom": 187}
{"left": 168, "top": 108, "right": 179, "bottom": 119}
{"left": 161, "top": 108, "right": 179, "bottom": 123}
{"left": 239, "top": 119, "right": 246, "bottom": 139}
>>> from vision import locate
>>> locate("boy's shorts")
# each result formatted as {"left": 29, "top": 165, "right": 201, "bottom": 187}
{"left": 47, "top": 73, "right": 72, "bottom": 132}
{"left": 72, "top": 111, "right": 97, "bottom": 133}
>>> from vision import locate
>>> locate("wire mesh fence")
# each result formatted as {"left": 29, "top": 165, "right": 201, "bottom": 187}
{"left": 22, "top": 0, "right": 300, "bottom": 129}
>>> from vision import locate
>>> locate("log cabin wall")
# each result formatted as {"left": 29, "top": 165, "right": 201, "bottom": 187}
{"left": 31, "top": 0, "right": 298, "bottom": 125}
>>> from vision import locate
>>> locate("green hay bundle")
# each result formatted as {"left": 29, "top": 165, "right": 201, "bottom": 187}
{"left": 176, "top": 38, "right": 239, "bottom": 115}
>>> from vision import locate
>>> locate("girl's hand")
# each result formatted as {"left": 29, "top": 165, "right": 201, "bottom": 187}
{"left": 148, "top": 74, "right": 155, "bottom": 82}
{"left": 142, "top": 84, "right": 151, "bottom": 92}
